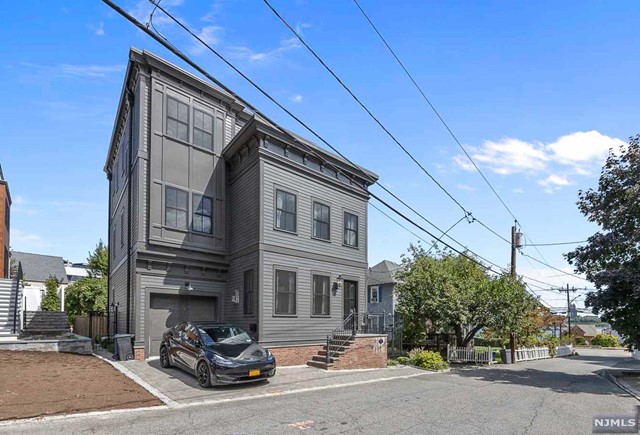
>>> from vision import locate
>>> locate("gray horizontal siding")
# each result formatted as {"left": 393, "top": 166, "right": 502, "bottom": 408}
{"left": 228, "top": 155, "right": 260, "bottom": 254}
{"left": 259, "top": 250, "right": 366, "bottom": 346}
{"left": 110, "top": 260, "right": 128, "bottom": 335}
{"left": 225, "top": 251, "right": 259, "bottom": 339}
{"left": 262, "top": 160, "right": 367, "bottom": 264}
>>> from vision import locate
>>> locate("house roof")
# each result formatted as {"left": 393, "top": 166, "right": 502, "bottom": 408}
{"left": 572, "top": 324, "right": 599, "bottom": 337}
{"left": 367, "top": 260, "right": 402, "bottom": 286}
{"left": 10, "top": 251, "right": 68, "bottom": 284}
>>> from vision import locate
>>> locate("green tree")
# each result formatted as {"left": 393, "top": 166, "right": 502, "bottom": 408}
{"left": 565, "top": 134, "right": 640, "bottom": 349}
{"left": 64, "top": 278, "right": 107, "bottom": 322}
{"left": 396, "top": 244, "right": 535, "bottom": 347}
{"left": 87, "top": 240, "right": 108, "bottom": 278}
{"left": 41, "top": 277, "right": 61, "bottom": 311}
{"left": 591, "top": 333, "right": 619, "bottom": 347}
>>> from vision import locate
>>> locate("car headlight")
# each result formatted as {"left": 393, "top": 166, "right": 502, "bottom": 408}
{"left": 211, "top": 353, "right": 234, "bottom": 367}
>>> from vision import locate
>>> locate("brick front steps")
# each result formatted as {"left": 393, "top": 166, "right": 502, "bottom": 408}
{"left": 307, "top": 334, "right": 388, "bottom": 370}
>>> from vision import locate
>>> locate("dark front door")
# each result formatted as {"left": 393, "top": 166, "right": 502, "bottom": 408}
{"left": 343, "top": 280, "right": 358, "bottom": 319}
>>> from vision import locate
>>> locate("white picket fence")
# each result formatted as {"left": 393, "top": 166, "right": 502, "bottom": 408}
{"left": 504, "top": 347, "right": 551, "bottom": 363}
{"left": 447, "top": 346, "right": 495, "bottom": 364}
{"left": 555, "top": 345, "right": 573, "bottom": 357}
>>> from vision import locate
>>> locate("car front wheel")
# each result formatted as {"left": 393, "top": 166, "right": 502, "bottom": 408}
{"left": 159, "top": 346, "right": 171, "bottom": 368}
{"left": 197, "top": 361, "right": 212, "bottom": 388}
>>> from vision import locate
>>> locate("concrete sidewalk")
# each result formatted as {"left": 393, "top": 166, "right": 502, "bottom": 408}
{"left": 120, "top": 358, "right": 430, "bottom": 406}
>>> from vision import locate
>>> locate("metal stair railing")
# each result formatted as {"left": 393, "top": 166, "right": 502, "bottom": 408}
{"left": 12, "top": 262, "right": 23, "bottom": 334}
{"left": 326, "top": 309, "right": 356, "bottom": 365}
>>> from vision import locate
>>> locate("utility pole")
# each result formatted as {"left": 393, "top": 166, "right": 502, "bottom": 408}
{"left": 510, "top": 224, "right": 521, "bottom": 363}
{"left": 559, "top": 284, "right": 577, "bottom": 339}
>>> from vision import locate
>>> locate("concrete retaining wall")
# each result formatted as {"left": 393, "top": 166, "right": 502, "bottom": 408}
{"left": 0, "top": 336, "right": 92, "bottom": 355}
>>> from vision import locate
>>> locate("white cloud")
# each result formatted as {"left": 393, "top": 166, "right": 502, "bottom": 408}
{"left": 456, "top": 183, "right": 476, "bottom": 192}
{"left": 11, "top": 229, "right": 50, "bottom": 249}
{"left": 190, "top": 26, "right": 222, "bottom": 55}
{"left": 454, "top": 130, "right": 625, "bottom": 192}
{"left": 512, "top": 188, "right": 525, "bottom": 194}
{"left": 538, "top": 174, "right": 572, "bottom": 193}
{"left": 17, "top": 63, "right": 124, "bottom": 80}
{"left": 94, "top": 22, "right": 105, "bottom": 36}
{"left": 290, "top": 94, "right": 303, "bottom": 103}
{"left": 11, "top": 196, "right": 38, "bottom": 216}
{"left": 230, "top": 37, "right": 301, "bottom": 63}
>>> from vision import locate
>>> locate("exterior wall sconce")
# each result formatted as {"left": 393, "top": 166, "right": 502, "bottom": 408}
{"left": 231, "top": 289, "right": 240, "bottom": 304}
{"left": 333, "top": 274, "right": 343, "bottom": 295}
{"left": 184, "top": 281, "right": 194, "bottom": 291}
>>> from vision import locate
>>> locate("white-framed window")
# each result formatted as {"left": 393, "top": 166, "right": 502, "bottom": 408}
{"left": 192, "top": 193, "right": 213, "bottom": 234}
{"left": 193, "top": 108, "right": 214, "bottom": 150}
{"left": 275, "top": 269, "right": 296, "bottom": 315}
{"left": 165, "top": 186, "right": 188, "bottom": 229}
{"left": 312, "top": 202, "right": 330, "bottom": 240}
{"left": 312, "top": 275, "right": 330, "bottom": 316}
{"left": 369, "top": 286, "right": 379, "bottom": 304}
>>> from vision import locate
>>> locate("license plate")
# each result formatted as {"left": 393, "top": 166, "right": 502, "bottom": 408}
{"left": 249, "top": 369, "right": 260, "bottom": 377}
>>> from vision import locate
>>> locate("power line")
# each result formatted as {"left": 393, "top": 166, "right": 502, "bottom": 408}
{"left": 519, "top": 251, "right": 591, "bottom": 283}
{"left": 105, "top": 0, "right": 558, "bottom": 297}
{"left": 351, "top": 0, "right": 518, "bottom": 223}
{"left": 523, "top": 240, "right": 588, "bottom": 247}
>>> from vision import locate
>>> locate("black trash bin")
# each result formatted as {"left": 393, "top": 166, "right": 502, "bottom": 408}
{"left": 113, "top": 334, "right": 135, "bottom": 361}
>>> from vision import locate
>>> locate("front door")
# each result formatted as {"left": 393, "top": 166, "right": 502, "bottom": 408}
{"left": 343, "top": 280, "right": 358, "bottom": 319}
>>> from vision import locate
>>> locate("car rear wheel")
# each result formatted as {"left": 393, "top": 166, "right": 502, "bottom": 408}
{"left": 197, "top": 361, "right": 212, "bottom": 388}
{"left": 159, "top": 346, "right": 171, "bottom": 368}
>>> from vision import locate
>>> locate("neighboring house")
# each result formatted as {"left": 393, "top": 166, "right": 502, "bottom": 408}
{"left": 10, "top": 251, "right": 68, "bottom": 311}
{"left": 105, "top": 48, "right": 378, "bottom": 362}
{"left": 366, "top": 260, "right": 402, "bottom": 326}
{"left": 571, "top": 324, "right": 599, "bottom": 345}
{"left": 65, "top": 262, "right": 91, "bottom": 282}
{"left": 0, "top": 164, "right": 10, "bottom": 279}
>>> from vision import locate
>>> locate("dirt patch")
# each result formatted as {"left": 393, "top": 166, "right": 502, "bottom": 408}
{"left": 0, "top": 351, "right": 162, "bottom": 421}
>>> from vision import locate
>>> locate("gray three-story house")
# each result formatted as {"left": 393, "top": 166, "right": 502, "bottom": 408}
{"left": 105, "top": 48, "right": 379, "bottom": 364}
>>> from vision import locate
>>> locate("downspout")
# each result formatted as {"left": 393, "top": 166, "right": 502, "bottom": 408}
{"left": 107, "top": 172, "right": 112, "bottom": 336}
{"left": 125, "top": 86, "right": 134, "bottom": 335}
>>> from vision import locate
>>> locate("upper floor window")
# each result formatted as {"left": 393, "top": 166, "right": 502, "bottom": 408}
{"left": 312, "top": 202, "right": 330, "bottom": 241}
{"left": 275, "top": 269, "right": 296, "bottom": 315}
{"left": 193, "top": 109, "right": 214, "bottom": 151}
{"left": 312, "top": 275, "right": 330, "bottom": 316}
{"left": 243, "top": 269, "right": 254, "bottom": 315}
{"left": 275, "top": 189, "right": 296, "bottom": 233}
{"left": 192, "top": 194, "right": 213, "bottom": 234}
{"left": 369, "top": 286, "right": 379, "bottom": 304}
{"left": 166, "top": 96, "right": 189, "bottom": 142}
{"left": 344, "top": 212, "right": 359, "bottom": 247}
{"left": 165, "top": 186, "right": 188, "bottom": 230}
{"left": 120, "top": 213, "right": 125, "bottom": 247}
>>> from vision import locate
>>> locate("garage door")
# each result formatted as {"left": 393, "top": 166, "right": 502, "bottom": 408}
{"left": 148, "top": 294, "right": 217, "bottom": 357}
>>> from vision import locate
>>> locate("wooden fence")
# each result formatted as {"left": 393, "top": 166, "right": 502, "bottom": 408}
{"left": 447, "top": 346, "right": 495, "bottom": 364}
{"left": 72, "top": 315, "right": 107, "bottom": 342}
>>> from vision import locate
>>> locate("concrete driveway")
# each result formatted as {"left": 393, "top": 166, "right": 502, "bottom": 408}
{"left": 119, "top": 358, "right": 429, "bottom": 406}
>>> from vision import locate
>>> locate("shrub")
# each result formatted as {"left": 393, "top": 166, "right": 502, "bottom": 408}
{"left": 573, "top": 336, "right": 587, "bottom": 345}
{"left": 407, "top": 349, "right": 448, "bottom": 371}
{"left": 41, "top": 277, "right": 61, "bottom": 311}
{"left": 387, "top": 359, "right": 399, "bottom": 366}
{"left": 591, "top": 333, "right": 618, "bottom": 347}
{"left": 396, "top": 356, "right": 410, "bottom": 365}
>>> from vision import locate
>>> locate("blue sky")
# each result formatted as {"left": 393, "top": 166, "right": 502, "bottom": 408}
{"left": 2, "top": 0, "right": 639, "bottom": 309}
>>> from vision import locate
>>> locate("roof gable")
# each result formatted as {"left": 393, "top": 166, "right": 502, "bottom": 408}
{"left": 10, "top": 251, "right": 68, "bottom": 284}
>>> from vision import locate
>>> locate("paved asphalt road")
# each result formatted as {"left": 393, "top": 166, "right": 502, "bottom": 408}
{"left": 1, "top": 349, "right": 637, "bottom": 434}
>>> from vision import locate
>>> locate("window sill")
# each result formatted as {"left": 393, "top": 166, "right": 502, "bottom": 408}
{"left": 162, "top": 133, "right": 220, "bottom": 156}
{"left": 342, "top": 243, "right": 360, "bottom": 250}
{"left": 310, "top": 314, "right": 331, "bottom": 318}
{"left": 272, "top": 314, "right": 298, "bottom": 318}
{"left": 311, "top": 236, "right": 331, "bottom": 243}
{"left": 274, "top": 227, "right": 298, "bottom": 236}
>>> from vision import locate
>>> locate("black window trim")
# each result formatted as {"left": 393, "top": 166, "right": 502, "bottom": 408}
{"left": 311, "top": 272, "right": 331, "bottom": 317}
{"left": 191, "top": 192, "right": 214, "bottom": 235}
{"left": 243, "top": 269, "right": 254, "bottom": 315}
{"left": 273, "top": 266, "right": 297, "bottom": 317}
{"left": 164, "top": 185, "right": 189, "bottom": 231}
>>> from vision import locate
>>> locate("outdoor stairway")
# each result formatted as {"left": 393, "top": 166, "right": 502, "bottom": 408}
{"left": 306, "top": 335, "right": 355, "bottom": 369}
{"left": 23, "top": 311, "right": 71, "bottom": 335}
{"left": 0, "top": 278, "right": 19, "bottom": 340}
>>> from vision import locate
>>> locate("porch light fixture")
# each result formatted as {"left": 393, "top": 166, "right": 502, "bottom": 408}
{"left": 335, "top": 275, "right": 343, "bottom": 292}
{"left": 184, "top": 281, "right": 194, "bottom": 291}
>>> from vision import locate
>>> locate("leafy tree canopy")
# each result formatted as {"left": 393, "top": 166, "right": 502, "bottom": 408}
{"left": 87, "top": 240, "right": 108, "bottom": 278}
{"left": 41, "top": 277, "right": 61, "bottom": 311}
{"left": 396, "top": 244, "right": 537, "bottom": 347}
{"left": 566, "top": 134, "right": 640, "bottom": 349}
{"left": 65, "top": 277, "right": 107, "bottom": 321}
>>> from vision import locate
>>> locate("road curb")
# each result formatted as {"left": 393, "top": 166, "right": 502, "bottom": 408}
{"left": 602, "top": 370, "right": 640, "bottom": 402}
{"left": 93, "top": 353, "right": 179, "bottom": 408}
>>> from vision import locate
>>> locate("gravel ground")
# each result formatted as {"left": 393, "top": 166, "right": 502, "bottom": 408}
{"left": 0, "top": 351, "right": 162, "bottom": 421}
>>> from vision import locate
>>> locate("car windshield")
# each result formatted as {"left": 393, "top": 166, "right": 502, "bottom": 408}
{"left": 198, "top": 326, "right": 253, "bottom": 346}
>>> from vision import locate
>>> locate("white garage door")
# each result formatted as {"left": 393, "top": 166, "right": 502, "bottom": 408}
{"left": 148, "top": 294, "right": 217, "bottom": 357}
